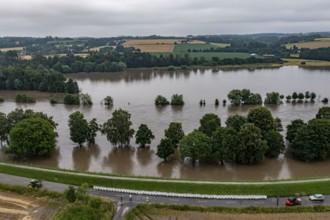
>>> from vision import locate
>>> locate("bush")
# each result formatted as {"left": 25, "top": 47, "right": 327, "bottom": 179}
{"left": 64, "top": 94, "right": 80, "bottom": 105}
{"left": 50, "top": 98, "right": 58, "bottom": 104}
{"left": 171, "top": 94, "right": 184, "bottom": 105}
{"left": 322, "top": 97, "right": 329, "bottom": 104}
{"left": 155, "top": 95, "right": 169, "bottom": 105}
{"left": 0, "top": 97, "right": 4, "bottom": 102}
{"left": 64, "top": 186, "right": 76, "bottom": 203}
{"left": 15, "top": 94, "right": 36, "bottom": 103}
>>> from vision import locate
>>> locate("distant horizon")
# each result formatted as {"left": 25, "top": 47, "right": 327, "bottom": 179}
{"left": 1, "top": 31, "right": 330, "bottom": 39}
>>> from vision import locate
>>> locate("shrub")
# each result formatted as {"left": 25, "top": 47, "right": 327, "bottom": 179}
{"left": 15, "top": 94, "right": 36, "bottom": 103}
{"left": 155, "top": 95, "right": 169, "bottom": 105}
{"left": 0, "top": 97, "right": 4, "bottom": 102}
{"left": 64, "top": 186, "right": 76, "bottom": 203}
{"left": 171, "top": 94, "right": 184, "bottom": 105}
{"left": 64, "top": 94, "right": 80, "bottom": 105}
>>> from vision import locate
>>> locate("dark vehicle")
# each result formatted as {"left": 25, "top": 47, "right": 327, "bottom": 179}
{"left": 28, "top": 179, "right": 42, "bottom": 188}
{"left": 285, "top": 196, "right": 301, "bottom": 206}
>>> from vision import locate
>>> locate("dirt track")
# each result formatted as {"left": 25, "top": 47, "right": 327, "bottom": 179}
{"left": 0, "top": 191, "right": 58, "bottom": 220}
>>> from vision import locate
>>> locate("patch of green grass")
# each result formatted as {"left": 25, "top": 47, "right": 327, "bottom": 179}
{"left": 1, "top": 164, "right": 330, "bottom": 197}
{"left": 125, "top": 203, "right": 330, "bottom": 220}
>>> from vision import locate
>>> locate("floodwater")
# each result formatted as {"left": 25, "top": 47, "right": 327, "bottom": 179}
{"left": 0, "top": 66, "right": 330, "bottom": 181}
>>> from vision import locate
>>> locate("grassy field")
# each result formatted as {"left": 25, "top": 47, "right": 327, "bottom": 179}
{"left": 285, "top": 38, "right": 330, "bottom": 49}
{"left": 283, "top": 58, "right": 330, "bottom": 66}
{"left": 1, "top": 163, "right": 330, "bottom": 197}
{"left": 125, "top": 204, "right": 330, "bottom": 220}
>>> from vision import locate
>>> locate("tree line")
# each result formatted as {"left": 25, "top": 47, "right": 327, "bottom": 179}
{"left": 0, "top": 65, "right": 79, "bottom": 93}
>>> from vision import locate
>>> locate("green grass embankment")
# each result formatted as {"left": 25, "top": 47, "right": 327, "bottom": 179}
{"left": 1, "top": 163, "right": 330, "bottom": 197}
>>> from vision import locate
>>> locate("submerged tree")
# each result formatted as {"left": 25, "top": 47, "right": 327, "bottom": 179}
{"left": 164, "top": 122, "right": 185, "bottom": 145}
{"left": 156, "top": 138, "right": 174, "bottom": 161}
{"left": 135, "top": 124, "right": 155, "bottom": 147}
{"left": 68, "top": 111, "right": 89, "bottom": 147}
{"left": 101, "top": 109, "right": 135, "bottom": 147}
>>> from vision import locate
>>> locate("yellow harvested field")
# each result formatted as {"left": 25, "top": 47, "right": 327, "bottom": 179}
{"left": 19, "top": 55, "right": 33, "bottom": 60}
{"left": 124, "top": 39, "right": 181, "bottom": 46}
{"left": 148, "top": 210, "right": 330, "bottom": 220}
{"left": 20, "top": 53, "right": 88, "bottom": 60}
{"left": 285, "top": 38, "right": 330, "bottom": 49}
{"left": 127, "top": 44, "right": 174, "bottom": 52}
{"left": 88, "top": 45, "right": 114, "bottom": 52}
{"left": 0, "top": 47, "right": 24, "bottom": 52}
{"left": 0, "top": 191, "right": 57, "bottom": 220}
{"left": 283, "top": 58, "right": 330, "bottom": 67}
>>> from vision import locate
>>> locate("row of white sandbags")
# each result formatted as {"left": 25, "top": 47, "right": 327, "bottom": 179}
{"left": 93, "top": 186, "right": 267, "bottom": 200}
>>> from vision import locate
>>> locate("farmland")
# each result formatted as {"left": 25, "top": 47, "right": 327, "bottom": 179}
{"left": 0, "top": 47, "right": 24, "bottom": 52}
{"left": 173, "top": 43, "right": 221, "bottom": 53}
{"left": 0, "top": 191, "right": 58, "bottom": 220}
{"left": 123, "top": 39, "right": 181, "bottom": 52}
{"left": 285, "top": 38, "right": 330, "bottom": 49}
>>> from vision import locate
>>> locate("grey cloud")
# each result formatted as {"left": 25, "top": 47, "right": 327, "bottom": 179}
{"left": 0, "top": 0, "right": 329, "bottom": 37}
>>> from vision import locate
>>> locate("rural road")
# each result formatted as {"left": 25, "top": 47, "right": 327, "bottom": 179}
{"left": 0, "top": 173, "right": 330, "bottom": 220}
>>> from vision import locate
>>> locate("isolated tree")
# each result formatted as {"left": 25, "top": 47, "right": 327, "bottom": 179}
{"left": 198, "top": 113, "right": 221, "bottom": 137}
{"left": 170, "top": 94, "right": 184, "bottom": 105}
{"left": 164, "top": 122, "right": 185, "bottom": 145}
{"left": 155, "top": 95, "right": 169, "bottom": 105}
{"left": 264, "top": 130, "right": 285, "bottom": 158}
{"left": 275, "top": 117, "right": 283, "bottom": 132}
{"left": 80, "top": 93, "right": 93, "bottom": 105}
{"left": 236, "top": 123, "right": 267, "bottom": 164}
{"left": 316, "top": 106, "right": 330, "bottom": 119}
{"left": 102, "top": 109, "right": 135, "bottom": 147}
{"left": 215, "top": 99, "right": 219, "bottom": 106}
{"left": 179, "top": 130, "right": 211, "bottom": 164}
{"left": 7, "top": 117, "right": 56, "bottom": 158}
{"left": 135, "top": 124, "right": 155, "bottom": 147}
{"left": 305, "top": 91, "right": 311, "bottom": 100}
{"left": 291, "top": 119, "right": 330, "bottom": 161}
{"left": 68, "top": 111, "right": 89, "bottom": 147}
{"left": 87, "top": 118, "right": 99, "bottom": 145}
{"left": 225, "top": 115, "right": 247, "bottom": 132}
{"left": 104, "top": 96, "right": 113, "bottom": 106}
{"left": 247, "top": 106, "right": 276, "bottom": 135}
{"left": 310, "top": 92, "right": 316, "bottom": 101}
{"left": 286, "top": 119, "right": 305, "bottom": 143}
{"left": 156, "top": 138, "right": 174, "bottom": 161}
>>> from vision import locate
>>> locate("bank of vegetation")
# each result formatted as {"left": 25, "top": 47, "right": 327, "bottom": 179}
{"left": 125, "top": 203, "right": 330, "bottom": 220}
{"left": 0, "top": 182, "right": 114, "bottom": 220}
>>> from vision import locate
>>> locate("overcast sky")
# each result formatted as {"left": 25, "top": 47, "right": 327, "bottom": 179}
{"left": 1, "top": 0, "right": 329, "bottom": 37}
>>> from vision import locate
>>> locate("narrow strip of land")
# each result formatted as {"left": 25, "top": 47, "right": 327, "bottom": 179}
{"left": 0, "top": 161, "right": 330, "bottom": 185}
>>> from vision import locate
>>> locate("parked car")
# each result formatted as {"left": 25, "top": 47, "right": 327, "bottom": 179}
{"left": 285, "top": 196, "right": 301, "bottom": 206}
{"left": 28, "top": 179, "right": 42, "bottom": 188}
{"left": 309, "top": 194, "right": 325, "bottom": 201}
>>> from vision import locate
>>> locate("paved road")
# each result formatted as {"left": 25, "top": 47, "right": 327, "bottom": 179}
{"left": 1, "top": 173, "right": 329, "bottom": 220}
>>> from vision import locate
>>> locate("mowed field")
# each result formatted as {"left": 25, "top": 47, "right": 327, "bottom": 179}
{"left": 0, "top": 47, "right": 24, "bottom": 52}
{"left": 0, "top": 191, "right": 58, "bottom": 220}
{"left": 123, "top": 39, "right": 230, "bottom": 53}
{"left": 123, "top": 39, "right": 181, "bottom": 52}
{"left": 285, "top": 38, "right": 330, "bottom": 49}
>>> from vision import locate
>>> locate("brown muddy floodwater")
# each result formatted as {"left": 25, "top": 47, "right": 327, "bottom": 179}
{"left": 0, "top": 66, "right": 330, "bottom": 181}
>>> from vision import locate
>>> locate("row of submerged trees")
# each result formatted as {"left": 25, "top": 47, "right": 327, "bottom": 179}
{"left": 1, "top": 106, "right": 330, "bottom": 165}
{"left": 227, "top": 89, "right": 329, "bottom": 105}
